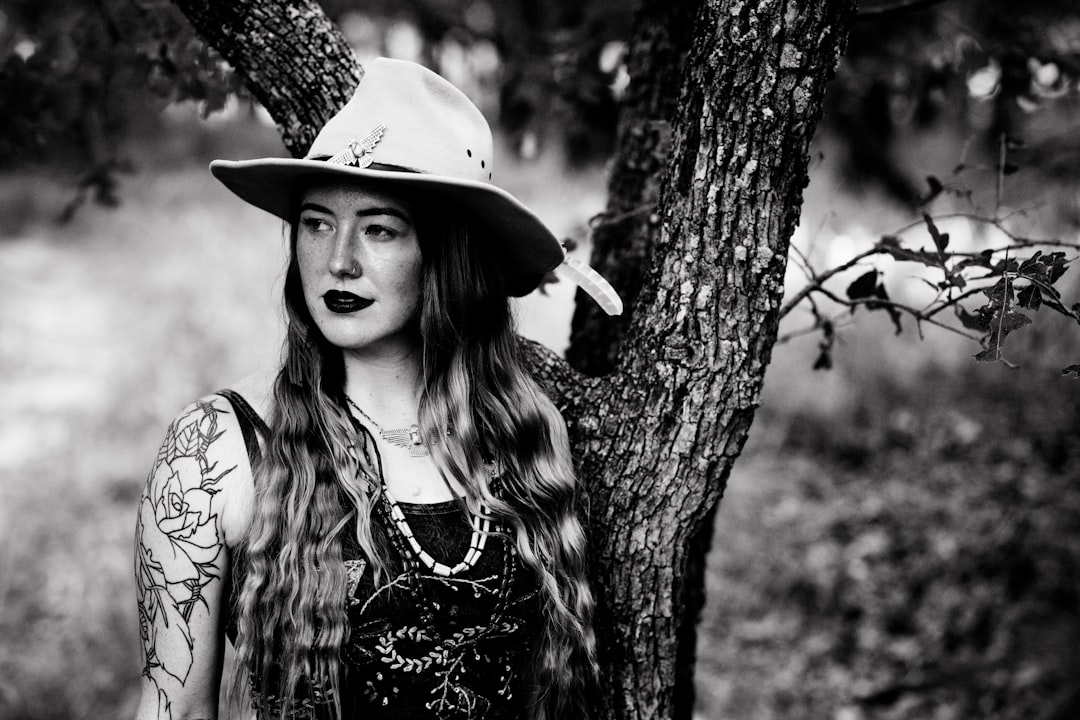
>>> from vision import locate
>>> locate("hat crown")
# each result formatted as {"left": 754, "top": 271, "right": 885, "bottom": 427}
{"left": 307, "top": 58, "right": 495, "bottom": 184}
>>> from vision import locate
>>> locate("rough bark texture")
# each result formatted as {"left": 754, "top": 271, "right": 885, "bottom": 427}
{"left": 171, "top": 0, "right": 361, "bottom": 157}
{"left": 172, "top": 1, "right": 857, "bottom": 718}
{"left": 564, "top": 0, "right": 697, "bottom": 376}
{"left": 572, "top": 2, "right": 857, "bottom": 718}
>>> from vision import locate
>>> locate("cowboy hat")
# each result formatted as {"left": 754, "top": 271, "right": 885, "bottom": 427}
{"left": 211, "top": 57, "right": 621, "bottom": 311}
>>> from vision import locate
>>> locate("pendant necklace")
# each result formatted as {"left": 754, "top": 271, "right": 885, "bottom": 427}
{"left": 346, "top": 397, "right": 492, "bottom": 577}
{"left": 346, "top": 395, "right": 429, "bottom": 458}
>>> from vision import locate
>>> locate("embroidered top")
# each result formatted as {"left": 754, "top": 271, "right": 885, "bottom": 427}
{"left": 218, "top": 390, "right": 544, "bottom": 720}
{"left": 337, "top": 501, "right": 541, "bottom": 719}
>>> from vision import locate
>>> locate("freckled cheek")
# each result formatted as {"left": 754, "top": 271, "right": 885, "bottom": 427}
{"left": 295, "top": 242, "right": 324, "bottom": 298}
{"left": 382, "top": 255, "right": 424, "bottom": 315}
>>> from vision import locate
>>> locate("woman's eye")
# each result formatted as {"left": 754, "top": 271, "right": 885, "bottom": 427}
{"left": 300, "top": 217, "right": 332, "bottom": 233}
{"left": 365, "top": 224, "right": 397, "bottom": 239}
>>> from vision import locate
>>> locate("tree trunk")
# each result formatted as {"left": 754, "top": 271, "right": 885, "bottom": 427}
{"left": 172, "top": 1, "right": 857, "bottom": 718}
{"left": 568, "top": 2, "right": 857, "bottom": 718}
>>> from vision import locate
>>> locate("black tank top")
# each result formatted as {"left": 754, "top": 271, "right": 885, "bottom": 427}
{"left": 218, "top": 390, "right": 544, "bottom": 720}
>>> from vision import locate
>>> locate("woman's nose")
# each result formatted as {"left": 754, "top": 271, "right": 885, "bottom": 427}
{"left": 328, "top": 231, "right": 361, "bottom": 278}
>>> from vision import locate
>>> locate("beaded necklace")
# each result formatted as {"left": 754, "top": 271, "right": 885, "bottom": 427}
{"left": 359, "top": 424, "right": 518, "bottom": 647}
{"left": 382, "top": 486, "right": 491, "bottom": 577}
{"left": 344, "top": 404, "right": 494, "bottom": 578}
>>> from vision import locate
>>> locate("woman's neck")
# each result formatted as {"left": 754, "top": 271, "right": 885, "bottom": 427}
{"left": 341, "top": 344, "right": 424, "bottom": 426}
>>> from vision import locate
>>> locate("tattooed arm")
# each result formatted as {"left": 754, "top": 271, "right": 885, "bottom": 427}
{"left": 134, "top": 396, "right": 253, "bottom": 720}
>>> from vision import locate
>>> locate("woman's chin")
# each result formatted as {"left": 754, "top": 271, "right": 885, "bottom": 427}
{"left": 316, "top": 320, "right": 419, "bottom": 354}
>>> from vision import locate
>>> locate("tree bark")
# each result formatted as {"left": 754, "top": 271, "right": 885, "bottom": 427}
{"left": 171, "top": 0, "right": 361, "bottom": 157}
{"left": 569, "top": 1, "right": 857, "bottom": 718}
{"left": 170, "top": 1, "right": 857, "bottom": 718}
{"left": 564, "top": 0, "right": 697, "bottom": 376}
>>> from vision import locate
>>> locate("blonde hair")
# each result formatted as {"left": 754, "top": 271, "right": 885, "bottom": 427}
{"left": 230, "top": 190, "right": 597, "bottom": 719}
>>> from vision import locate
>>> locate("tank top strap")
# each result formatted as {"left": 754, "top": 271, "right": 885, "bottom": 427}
{"left": 216, "top": 389, "right": 269, "bottom": 466}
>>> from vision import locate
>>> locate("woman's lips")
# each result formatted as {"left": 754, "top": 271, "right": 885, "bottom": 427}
{"left": 324, "top": 290, "right": 373, "bottom": 314}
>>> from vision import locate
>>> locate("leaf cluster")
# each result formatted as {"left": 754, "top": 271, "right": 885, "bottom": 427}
{"left": 785, "top": 160, "right": 1080, "bottom": 375}
{"left": 0, "top": 0, "right": 241, "bottom": 174}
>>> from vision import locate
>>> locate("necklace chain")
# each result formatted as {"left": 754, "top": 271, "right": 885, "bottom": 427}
{"left": 346, "top": 395, "right": 429, "bottom": 457}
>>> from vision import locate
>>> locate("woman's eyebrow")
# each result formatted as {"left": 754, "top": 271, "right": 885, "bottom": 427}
{"left": 298, "top": 202, "right": 411, "bottom": 226}
{"left": 299, "top": 201, "right": 331, "bottom": 214}
{"left": 355, "top": 206, "right": 412, "bottom": 225}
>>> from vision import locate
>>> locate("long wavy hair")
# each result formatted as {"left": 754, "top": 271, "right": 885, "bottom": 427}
{"left": 230, "top": 182, "right": 597, "bottom": 719}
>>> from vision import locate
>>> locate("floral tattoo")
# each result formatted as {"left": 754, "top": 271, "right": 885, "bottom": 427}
{"left": 135, "top": 400, "right": 237, "bottom": 715}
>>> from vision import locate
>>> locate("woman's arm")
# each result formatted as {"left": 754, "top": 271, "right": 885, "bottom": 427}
{"left": 134, "top": 396, "right": 249, "bottom": 720}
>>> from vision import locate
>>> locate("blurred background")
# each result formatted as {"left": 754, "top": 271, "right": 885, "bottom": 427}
{"left": 1, "top": 1, "right": 1079, "bottom": 718}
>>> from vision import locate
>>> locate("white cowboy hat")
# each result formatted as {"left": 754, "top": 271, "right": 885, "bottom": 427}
{"left": 210, "top": 57, "right": 621, "bottom": 313}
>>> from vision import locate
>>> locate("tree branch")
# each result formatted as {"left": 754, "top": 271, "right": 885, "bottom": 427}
{"left": 812, "top": 287, "right": 984, "bottom": 340}
{"left": 564, "top": 0, "right": 697, "bottom": 376}
{"left": 171, "top": 0, "right": 361, "bottom": 156}
{"left": 856, "top": 0, "right": 950, "bottom": 20}
{"left": 518, "top": 337, "right": 595, "bottom": 419}
{"left": 779, "top": 248, "right": 881, "bottom": 319}
{"left": 779, "top": 213, "right": 1080, "bottom": 368}
{"left": 782, "top": 210, "right": 1080, "bottom": 331}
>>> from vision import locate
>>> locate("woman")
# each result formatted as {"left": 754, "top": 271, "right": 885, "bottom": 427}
{"left": 134, "top": 58, "right": 617, "bottom": 720}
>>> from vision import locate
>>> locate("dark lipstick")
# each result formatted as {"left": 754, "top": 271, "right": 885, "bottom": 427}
{"left": 324, "top": 290, "right": 373, "bottom": 314}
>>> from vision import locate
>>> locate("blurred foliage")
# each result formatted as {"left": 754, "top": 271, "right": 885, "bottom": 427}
{"left": 0, "top": 0, "right": 629, "bottom": 177}
{"left": 4, "top": 0, "right": 1079, "bottom": 206}
{"left": 832, "top": 0, "right": 1080, "bottom": 205}
{"left": 0, "top": 0, "right": 242, "bottom": 160}
{"left": 317, "top": 0, "right": 631, "bottom": 164}
{"left": 699, "top": 362, "right": 1080, "bottom": 719}
{"left": 0, "top": 0, "right": 242, "bottom": 216}
{"left": 782, "top": 0, "right": 1080, "bottom": 375}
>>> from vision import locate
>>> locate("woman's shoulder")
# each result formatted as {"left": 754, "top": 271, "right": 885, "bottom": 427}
{"left": 153, "top": 370, "right": 276, "bottom": 547}
{"left": 223, "top": 366, "right": 277, "bottom": 422}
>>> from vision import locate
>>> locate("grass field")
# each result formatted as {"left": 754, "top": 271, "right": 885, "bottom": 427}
{"left": 2, "top": 119, "right": 1078, "bottom": 720}
{"left": 697, "top": 356, "right": 1080, "bottom": 720}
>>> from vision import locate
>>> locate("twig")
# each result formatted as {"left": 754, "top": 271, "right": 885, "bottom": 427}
{"left": 986, "top": 238, "right": 1080, "bottom": 253}
{"left": 811, "top": 286, "right": 984, "bottom": 341}
{"left": 775, "top": 316, "right": 855, "bottom": 345}
{"left": 995, "top": 133, "right": 1007, "bottom": 217}
{"left": 588, "top": 203, "right": 655, "bottom": 230}
{"left": 987, "top": 247, "right": 1012, "bottom": 360}
{"left": 779, "top": 247, "right": 880, "bottom": 319}
{"left": 789, "top": 242, "right": 817, "bottom": 283}
{"left": 856, "top": 0, "right": 950, "bottom": 19}
{"left": 923, "top": 284, "right": 993, "bottom": 319}
{"left": 884, "top": 212, "right": 1080, "bottom": 254}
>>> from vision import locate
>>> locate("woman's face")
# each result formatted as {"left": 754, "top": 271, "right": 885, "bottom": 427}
{"left": 295, "top": 180, "right": 423, "bottom": 355}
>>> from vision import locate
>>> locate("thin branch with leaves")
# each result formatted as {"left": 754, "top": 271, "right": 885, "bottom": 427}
{"left": 781, "top": 207, "right": 1080, "bottom": 373}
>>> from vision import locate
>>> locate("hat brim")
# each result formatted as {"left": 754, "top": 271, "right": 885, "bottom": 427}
{"left": 210, "top": 159, "right": 564, "bottom": 297}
